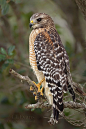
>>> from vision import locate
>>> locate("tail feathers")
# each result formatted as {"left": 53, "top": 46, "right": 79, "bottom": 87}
{"left": 48, "top": 108, "right": 59, "bottom": 124}
{"left": 48, "top": 82, "right": 64, "bottom": 124}
{"left": 53, "top": 86, "right": 64, "bottom": 123}
{"left": 53, "top": 107, "right": 59, "bottom": 123}
{"left": 53, "top": 103, "right": 63, "bottom": 123}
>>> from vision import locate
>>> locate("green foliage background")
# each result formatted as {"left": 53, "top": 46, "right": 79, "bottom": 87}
{"left": 0, "top": 0, "right": 86, "bottom": 129}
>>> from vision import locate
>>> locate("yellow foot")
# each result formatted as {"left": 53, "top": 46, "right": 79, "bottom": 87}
{"left": 32, "top": 78, "right": 45, "bottom": 96}
{"left": 35, "top": 95, "right": 39, "bottom": 101}
{"left": 39, "top": 87, "right": 44, "bottom": 96}
{"left": 30, "top": 86, "right": 34, "bottom": 92}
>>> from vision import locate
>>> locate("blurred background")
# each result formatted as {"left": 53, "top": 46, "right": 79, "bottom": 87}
{"left": 0, "top": 0, "right": 86, "bottom": 129}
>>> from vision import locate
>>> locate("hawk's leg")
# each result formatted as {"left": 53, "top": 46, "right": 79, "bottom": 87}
{"left": 30, "top": 78, "right": 45, "bottom": 100}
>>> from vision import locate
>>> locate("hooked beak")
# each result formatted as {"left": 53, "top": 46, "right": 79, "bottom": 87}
{"left": 29, "top": 20, "right": 34, "bottom": 28}
{"left": 29, "top": 23, "right": 33, "bottom": 28}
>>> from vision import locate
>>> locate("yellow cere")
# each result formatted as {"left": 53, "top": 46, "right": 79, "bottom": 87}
{"left": 31, "top": 20, "right": 33, "bottom": 23}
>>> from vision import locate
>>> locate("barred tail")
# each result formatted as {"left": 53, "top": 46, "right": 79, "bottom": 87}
{"left": 53, "top": 86, "right": 64, "bottom": 123}
{"left": 48, "top": 82, "right": 63, "bottom": 123}
{"left": 53, "top": 107, "right": 59, "bottom": 122}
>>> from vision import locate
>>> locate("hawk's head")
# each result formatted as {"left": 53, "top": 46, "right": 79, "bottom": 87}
{"left": 29, "top": 13, "right": 55, "bottom": 29}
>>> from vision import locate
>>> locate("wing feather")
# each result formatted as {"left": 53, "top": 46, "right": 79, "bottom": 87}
{"left": 34, "top": 29, "right": 69, "bottom": 90}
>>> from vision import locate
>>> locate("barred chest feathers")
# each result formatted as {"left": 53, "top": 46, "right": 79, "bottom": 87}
{"left": 29, "top": 28, "right": 53, "bottom": 105}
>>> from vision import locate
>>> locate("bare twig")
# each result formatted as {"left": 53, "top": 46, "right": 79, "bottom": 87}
{"left": 64, "top": 101, "right": 86, "bottom": 109}
{"left": 9, "top": 69, "right": 37, "bottom": 92}
{"left": 75, "top": 0, "right": 86, "bottom": 20}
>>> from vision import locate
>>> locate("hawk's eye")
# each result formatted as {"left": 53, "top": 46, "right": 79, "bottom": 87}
{"left": 37, "top": 18, "right": 42, "bottom": 22}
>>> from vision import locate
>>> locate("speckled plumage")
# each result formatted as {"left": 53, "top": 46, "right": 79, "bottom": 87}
{"left": 29, "top": 13, "right": 75, "bottom": 123}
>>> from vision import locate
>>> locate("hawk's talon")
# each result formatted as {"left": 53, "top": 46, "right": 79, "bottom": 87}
{"left": 32, "top": 78, "right": 45, "bottom": 96}
{"left": 37, "top": 87, "right": 44, "bottom": 96}
{"left": 37, "top": 92, "right": 40, "bottom": 95}
{"left": 35, "top": 95, "right": 39, "bottom": 100}
{"left": 30, "top": 86, "right": 34, "bottom": 92}
{"left": 33, "top": 92, "right": 36, "bottom": 96}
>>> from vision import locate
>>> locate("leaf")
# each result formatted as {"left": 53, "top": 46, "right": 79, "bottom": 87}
{"left": 0, "top": 0, "right": 6, "bottom": 7}
{"left": 2, "top": 3, "right": 9, "bottom": 15}
{"left": 83, "top": 70, "right": 86, "bottom": 77}
{"left": 0, "top": 47, "right": 7, "bottom": 55}
{"left": 0, "top": 54, "right": 6, "bottom": 61}
{"left": 0, "top": 122, "right": 4, "bottom": 129}
{"left": 8, "top": 45, "right": 15, "bottom": 56}
{"left": 1, "top": 97, "right": 9, "bottom": 104}
{"left": 6, "top": 59, "right": 14, "bottom": 64}
{"left": 31, "top": 108, "right": 35, "bottom": 111}
{"left": 0, "top": 0, "right": 9, "bottom": 15}
{"left": 1, "top": 63, "right": 9, "bottom": 72}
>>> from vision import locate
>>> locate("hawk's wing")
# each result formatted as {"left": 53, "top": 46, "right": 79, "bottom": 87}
{"left": 34, "top": 29, "right": 69, "bottom": 91}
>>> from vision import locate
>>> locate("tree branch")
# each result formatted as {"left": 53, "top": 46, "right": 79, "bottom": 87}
{"left": 9, "top": 69, "right": 86, "bottom": 110}
{"left": 9, "top": 69, "right": 38, "bottom": 92}
{"left": 9, "top": 69, "right": 86, "bottom": 125}
{"left": 25, "top": 101, "right": 86, "bottom": 110}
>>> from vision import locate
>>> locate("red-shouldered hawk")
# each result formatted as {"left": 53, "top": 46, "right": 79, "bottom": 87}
{"left": 29, "top": 13, "right": 75, "bottom": 124}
